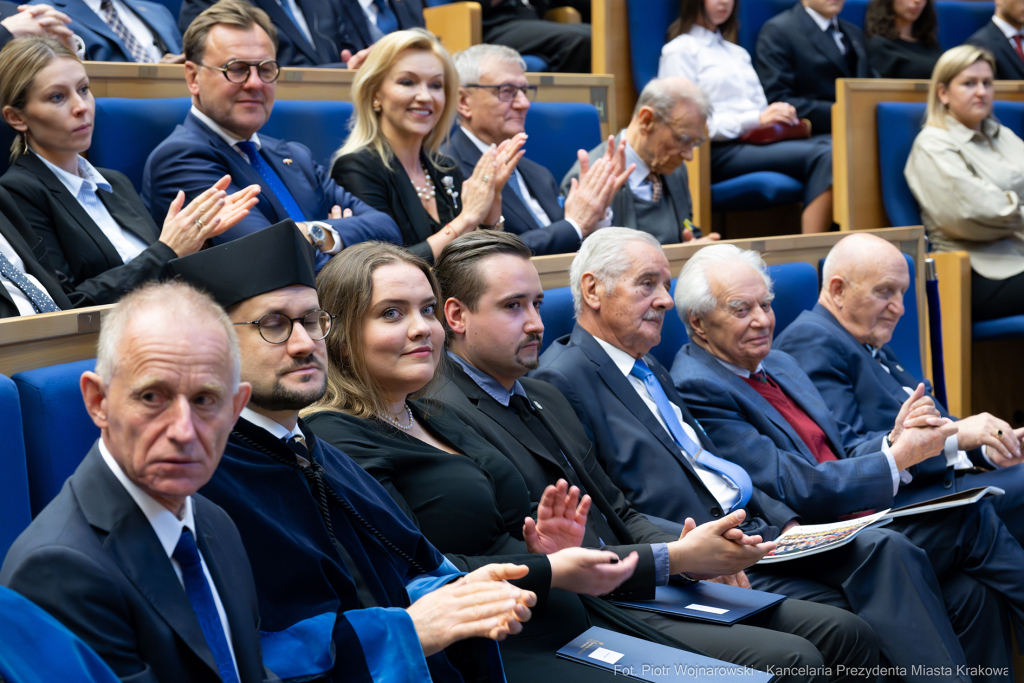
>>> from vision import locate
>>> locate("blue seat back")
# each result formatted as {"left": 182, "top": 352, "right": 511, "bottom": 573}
{"left": 711, "top": 172, "right": 804, "bottom": 211}
{"left": 769, "top": 262, "right": 820, "bottom": 334}
{"left": 627, "top": 0, "right": 677, "bottom": 92}
{"left": 524, "top": 102, "right": 602, "bottom": 182}
{"left": 876, "top": 101, "right": 926, "bottom": 227}
{"left": 738, "top": 0, "right": 794, "bottom": 55}
{"left": 993, "top": 101, "right": 1024, "bottom": 137}
{"left": 838, "top": 0, "right": 869, "bottom": 28}
{"left": 888, "top": 254, "right": 924, "bottom": 382}
{"left": 935, "top": 1, "right": 994, "bottom": 49}
{"left": 149, "top": 0, "right": 181, "bottom": 20}
{"left": 260, "top": 100, "right": 355, "bottom": 168}
{"left": 539, "top": 285, "right": 575, "bottom": 352}
{"left": 0, "top": 375, "right": 31, "bottom": 558}
{"left": 13, "top": 360, "right": 101, "bottom": 516}
{"left": 91, "top": 97, "right": 192, "bottom": 192}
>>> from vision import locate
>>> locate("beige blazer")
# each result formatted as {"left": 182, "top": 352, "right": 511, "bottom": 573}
{"left": 905, "top": 115, "right": 1024, "bottom": 280}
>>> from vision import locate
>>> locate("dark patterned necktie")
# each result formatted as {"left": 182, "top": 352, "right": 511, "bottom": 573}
{"left": 235, "top": 141, "right": 307, "bottom": 223}
{"left": 647, "top": 172, "right": 663, "bottom": 203}
{"left": 99, "top": 0, "right": 154, "bottom": 63}
{"left": 0, "top": 251, "right": 59, "bottom": 313}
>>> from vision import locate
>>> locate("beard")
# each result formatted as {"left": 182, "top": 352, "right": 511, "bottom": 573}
{"left": 249, "top": 356, "right": 328, "bottom": 411}
{"left": 514, "top": 334, "right": 542, "bottom": 371}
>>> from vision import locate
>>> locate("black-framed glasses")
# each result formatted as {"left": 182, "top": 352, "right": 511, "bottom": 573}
{"left": 199, "top": 59, "right": 281, "bottom": 84}
{"left": 463, "top": 83, "right": 538, "bottom": 102}
{"left": 234, "top": 310, "right": 335, "bottom": 344}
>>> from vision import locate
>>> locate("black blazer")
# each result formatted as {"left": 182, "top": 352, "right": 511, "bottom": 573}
{"left": 966, "top": 20, "right": 1024, "bottom": 81}
{"left": 331, "top": 147, "right": 461, "bottom": 263}
{"left": 0, "top": 445, "right": 267, "bottom": 683}
{"left": 755, "top": 2, "right": 873, "bottom": 133}
{"left": 532, "top": 324, "right": 797, "bottom": 534}
{"left": 0, "top": 153, "right": 176, "bottom": 306}
{"left": 337, "top": 0, "right": 425, "bottom": 55}
{"left": 445, "top": 128, "right": 582, "bottom": 256}
{"left": 0, "top": 185, "right": 87, "bottom": 318}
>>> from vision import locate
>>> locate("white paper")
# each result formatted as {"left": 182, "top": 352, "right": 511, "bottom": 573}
{"left": 685, "top": 603, "right": 730, "bottom": 615}
{"left": 588, "top": 647, "right": 624, "bottom": 664}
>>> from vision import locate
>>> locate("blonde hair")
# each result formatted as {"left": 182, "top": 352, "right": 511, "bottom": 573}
{"left": 925, "top": 45, "right": 996, "bottom": 129}
{"left": 0, "top": 36, "right": 80, "bottom": 162}
{"left": 333, "top": 28, "right": 458, "bottom": 169}
{"left": 304, "top": 241, "right": 443, "bottom": 419}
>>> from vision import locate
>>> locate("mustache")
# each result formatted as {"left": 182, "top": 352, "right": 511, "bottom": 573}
{"left": 517, "top": 333, "right": 543, "bottom": 351}
{"left": 277, "top": 354, "right": 324, "bottom": 376}
{"left": 643, "top": 310, "right": 665, "bottom": 323}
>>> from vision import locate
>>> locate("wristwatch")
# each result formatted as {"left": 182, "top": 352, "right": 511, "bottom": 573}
{"left": 480, "top": 215, "right": 505, "bottom": 231}
{"left": 306, "top": 222, "right": 327, "bottom": 250}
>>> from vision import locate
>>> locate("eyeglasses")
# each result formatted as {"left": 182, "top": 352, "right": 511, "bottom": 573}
{"left": 655, "top": 113, "right": 706, "bottom": 150}
{"left": 199, "top": 59, "right": 281, "bottom": 84}
{"left": 462, "top": 83, "right": 538, "bottom": 103}
{"left": 234, "top": 310, "right": 335, "bottom": 344}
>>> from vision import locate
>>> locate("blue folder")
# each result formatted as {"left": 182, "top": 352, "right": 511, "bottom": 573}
{"left": 557, "top": 627, "right": 775, "bottom": 682}
{"left": 608, "top": 580, "right": 786, "bottom": 625}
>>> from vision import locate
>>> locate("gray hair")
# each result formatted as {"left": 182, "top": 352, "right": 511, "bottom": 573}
{"left": 675, "top": 244, "right": 774, "bottom": 336}
{"left": 453, "top": 43, "right": 527, "bottom": 85}
{"left": 633, "top": 77, "right": 712, "bottom": 122}
{"left": 96, "top": 281, "right": 241, "bottom": 390}
{"left": 569, "top": 228, "right": 662, "bottom": 316}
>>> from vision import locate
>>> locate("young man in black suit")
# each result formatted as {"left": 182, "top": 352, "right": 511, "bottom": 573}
{"left": 446, "top": 43, "right": 628, "bottom": 256}
{"left": 966, "top": 0, "right": 1024, "bottom": 80}
{"left": 754, "top": 0, "right": 873, "bottom": 134}
{"left": 433, "top": 230, "right": 881, "bottom": 683}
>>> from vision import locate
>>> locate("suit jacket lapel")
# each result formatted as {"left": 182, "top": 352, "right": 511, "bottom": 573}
{"left": 796, "top": 5, "right": 850, "bottom": 76}
{"left": 73, "top": 446, "right": 220, "bottom": 676}
{"left": 517, "top": 161, "right": 562, "bottom": 221}
{"left": 0, "top": 203, "right": 74, "bottom": 310}
{"left": 121, "top": 0, "right": 175, "bottom": 53}
{"left": 264, "top": 0, "right": 320, "bottom": 63}
{"left": 392, "top": 154, "right": 436, "bottom": 243}
{"left": 55, "top": 0, "right": 126, "bottom": 53}
{"left": 763, "top": 353, "right": 848, "bottom": 459}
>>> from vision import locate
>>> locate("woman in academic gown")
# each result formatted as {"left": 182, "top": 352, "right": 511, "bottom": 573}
{"left": 0, "top": 36, "right": 259, "bottom": 305}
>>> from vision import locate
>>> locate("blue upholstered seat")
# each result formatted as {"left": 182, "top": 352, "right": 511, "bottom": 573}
{"left": 523, "top": 101, "right": 602, "bottom": 182}
{"left": 258, "top": 100, "right": 355, "bottom": 168}
{"left": 711, "top": 172, "right": 804, "bottom": 211}
{"left": 13, "top": 360, "right": 100, "bottom": 516}
{"left": 974, "top": 315, "right": 1024, "bottom": 341}
{"left": 91, "top": 97, "right": 192, "bottom": 192}
{"left": 0, "top": 374, "right": 32, "bottom": 558}
{"left": 627, "top": 0, "right": 678, "bottom": 92}
{"left": 539, "top": 285, "right": 575, "bottom": 353}
{"left": 935, "top": 1, "right": 995, "bottom": 50}
{"left": 838, "top": 0, "right": 869, "bottom": 29}
{"left": 876, "top": 102, "right": 926, "bottom": 227}
{"left": 889, "top": 254, "right": 925, "bottom": 382}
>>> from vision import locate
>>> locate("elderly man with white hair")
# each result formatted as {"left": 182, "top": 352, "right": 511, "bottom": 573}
{"left": 445, "top": 43, "right": 629, "bottom": 256}
{"left": 560, "top": 78, "right": 721, "bottom": 245}
{"left": 671, "top": 242, "right": 1024, "bottom": 683}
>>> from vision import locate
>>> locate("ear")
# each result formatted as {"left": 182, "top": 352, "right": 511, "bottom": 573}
{"left": 444, "top": 297, "right": 468, "bottom": 336}
{"left": 3, "top": 105, "right": 27, "bottom": 133}
{"left": 80, "top": 371, "right": 110, "bottom": 430}
{"left": 827, "top": 275, "right": 847, "bottom": 307}
{"left": 579, "top": 273, "right": 603, "bottom": 313}
{"left": 184, "top": 61, "right": 201, "bottom": 97}
{"left": 232, "top": 381, "right": 252, "bottom": 419}
{"left": 456, "top": 87, "right": 473, "bottom": 122}
{"left": 635, "top": 106, "right": 656, "bottom": 134}
{"left": 688, "top": 312, "right": 708, "bottom": 342}
{"left": 935, "top": 82, "right": 949, "bottom": 107}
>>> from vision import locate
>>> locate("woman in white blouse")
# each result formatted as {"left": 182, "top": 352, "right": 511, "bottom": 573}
{"left": 905, "top": 45, "right": 1024, "bottom": 322}
{"left": 658, "top": 0, "right": 834, "bottom": 233}
{"left": 0, "top": 36, "right": 259, "bottom": 306}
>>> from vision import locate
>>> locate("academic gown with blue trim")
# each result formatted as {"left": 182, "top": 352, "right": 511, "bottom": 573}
{"left": 200, "top": 416, "right": 502, "bottom": 683}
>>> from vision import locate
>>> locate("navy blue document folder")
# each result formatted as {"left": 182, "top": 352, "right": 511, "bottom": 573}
{"left": 608, "top": 580, "right": 786, "bottom": 624}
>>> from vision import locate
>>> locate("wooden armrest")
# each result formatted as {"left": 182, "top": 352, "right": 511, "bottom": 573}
{"left": 931, "top": 250, "right": 972, "bottom": 417}
{"left": 545, "top": 6, "right": 582, "bottom": 23}
{"left": 424, "top": 2, "right": 481, "bottom": 54}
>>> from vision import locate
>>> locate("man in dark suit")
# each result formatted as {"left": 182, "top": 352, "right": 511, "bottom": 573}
{"left": 532, "top": 229, "right": 1024, "bottom": 681}
{"left": 143, "top": 0, "right": 399, "bottom": 268}
{"left": 561, "top": 78, "right": 720, "bottom": 245}
{"left": 965, "top": 0, "right": 1024, "bottom": 80}
{"left": 775, "top": 233, "right": 1024, "bottom": 540}
{"left": 0, "top": 1, "right": 75, "bottom": 49}
{"left": 754, "top": 0, "right": 872, "bottom": 134}
{"left": 445, "top": 44, "right": 625, "bottom": 256}
{"left": 1, "top": 281, "right": 268, "bottom": 682}
{"left": 670, "top": 242, "right": 1024, "bottom": 679}
{"left": 433, "top": 231, "right": 886, "bottom": 683}
{"left": 482, "top": 0, "right": 590, "bottom": 73}
{"left": 32, "top": 0, "right": 182, "bottom": 62}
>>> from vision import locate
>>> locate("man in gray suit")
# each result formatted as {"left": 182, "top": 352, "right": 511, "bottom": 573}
{"left": 561, "top": 77, "right": 719, "bottom": 245}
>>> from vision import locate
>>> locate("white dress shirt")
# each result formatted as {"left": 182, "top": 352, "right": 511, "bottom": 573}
{"left": 658, "top": 26, "right": 767, "bottom": 141}
{"left": 624, "top": 137, "right": 658, "bottom": 202}
{"left": 279, "top": 0, "right": 313, "bottom": 44}
{"left": 33, "top": 152, "right": 148, "bottom": 264}
{"left": 992, "top": 15, "right": 1024, "bottom": 45}
{"left": 0, "top": 234, "right": 50, "bottom": 316}
{"left": 97, "top": 438, "right": 240, "bottom": 679}
{"left": 241, "top": 406, "right": 303, "bottom": 440}
{"left": 804, "top": 5, "right": 847, "bottom": 54}
{"left": 594, "top": 337, "right": 742, "bottom": 510}
{"left": 84, "top": 0, "right": 164, "bottom": 62}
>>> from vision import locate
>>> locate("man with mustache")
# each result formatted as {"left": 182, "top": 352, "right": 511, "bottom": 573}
{"left": 168, "top": 220, "right": 535, "bottom": 683}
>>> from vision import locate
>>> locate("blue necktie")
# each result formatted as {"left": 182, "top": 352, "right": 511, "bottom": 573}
{"left": 0, "top": 251, "right": 60, "bottom": 313}
{"left": 276, "top": 0, "right": 310, "bottom": 43}
{"left": 372, "top": 0, "right": 399, "bottom": 35}
{"left": 172, "top": 529, "right": 240, "bottom": 683}
{"left": 235, "top": 141, "right": 307, "bottom": 224}
{"left": 508, "top": 170, "right": 543, "bottom": 229}
{"left": 630, "top": 359, "right": 752, "bottom": 510}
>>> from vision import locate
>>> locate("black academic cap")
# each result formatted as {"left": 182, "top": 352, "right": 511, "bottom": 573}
{"left": 167, "top": 220, "right": 317, "bottom": 310}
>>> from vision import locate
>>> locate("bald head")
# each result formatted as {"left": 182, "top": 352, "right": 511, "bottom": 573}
{"left": 820, "top": 234, "right": 910, "bottom": 347}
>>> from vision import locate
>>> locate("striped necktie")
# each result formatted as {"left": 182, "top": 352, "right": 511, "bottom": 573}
{"left": 0, "top": 252, "right": 60, "bottom": 313}
{"left": 99, "top": 0, "right": 154, "bottom": 63}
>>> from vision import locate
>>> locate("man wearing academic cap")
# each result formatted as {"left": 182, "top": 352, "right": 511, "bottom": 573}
{"left": 168, "top": 219, "right": 535, "bottom": 683}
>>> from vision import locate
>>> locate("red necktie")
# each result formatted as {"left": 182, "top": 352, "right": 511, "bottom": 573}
{"left": 1015, "top": 35, "right": 1024, "bottom": 64}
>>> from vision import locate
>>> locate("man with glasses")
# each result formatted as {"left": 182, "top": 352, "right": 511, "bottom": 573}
{"left": 447, "top": 44, "right": 629, "bottom": 256}
{"left": 142, "top": 0, "right": 400, "bottom": 269}
{"left": 562, "top": 77, "right": 720, "bottom": 245}
{"left": 167, "top": 220, "right": 535, "bottom": 683}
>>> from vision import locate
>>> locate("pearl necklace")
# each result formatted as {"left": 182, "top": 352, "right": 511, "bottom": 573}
{"left": 410, "top": 162, "right": 436, "bottom": 201}
{"left": 379, "top": 403, "right": 415, "bottom": 431}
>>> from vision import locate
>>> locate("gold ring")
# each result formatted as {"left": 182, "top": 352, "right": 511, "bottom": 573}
{"left": 195, "top": 217, "right": 205, "bottom": 229}
{"left": 997, "top": 429, "right": 1004, "bottom": 438}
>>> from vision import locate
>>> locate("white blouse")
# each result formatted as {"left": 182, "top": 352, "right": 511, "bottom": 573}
{"left": 658, "top": 25, "right": 767, "bottom": 141}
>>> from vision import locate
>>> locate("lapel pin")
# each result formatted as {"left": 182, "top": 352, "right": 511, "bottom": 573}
{"left": 533, "top": 401, "right": 543, "bottom": 411}
{"left": 896, "top": 364, "right": 904, "bottom": 372}
{"left": 283, "top": 158, "right": 293, "bottom": 165}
